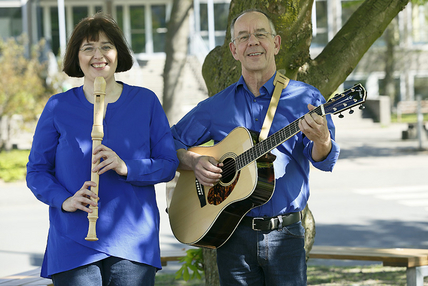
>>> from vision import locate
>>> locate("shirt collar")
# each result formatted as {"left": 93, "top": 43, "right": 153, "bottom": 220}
{"left": 235, "top": 72, "right": 277, "bottom": 98}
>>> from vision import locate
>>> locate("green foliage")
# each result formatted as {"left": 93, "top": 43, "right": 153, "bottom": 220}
{"left": 0, "top": 150, "right": 30, "bottom": 182}
{"left": 155, "top": 264, "right": 407, "bottom": 285}
{"left": 175, "top": 248, "right": 204, "bottom": 281}
{"left": 391, "top": 113, "right": 428, "bottom": 123}
{"left": 155, "top": 273, "right": 204, "bottom": 285}
{"left": 411, "top": 0, "right": 428, "bottom": 5}
{"left": 307, "top": 265, "right": 407, "bottom": 285}
{"left": 0, "top": 35, "right": 59, "bottom": 121}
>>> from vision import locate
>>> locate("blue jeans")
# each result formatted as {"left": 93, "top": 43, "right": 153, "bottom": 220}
{"left": 216, "top": 221, "right": 307, "bottom": 286}
{"left": 51, "top": 256, "right": 156, "bottom": 286}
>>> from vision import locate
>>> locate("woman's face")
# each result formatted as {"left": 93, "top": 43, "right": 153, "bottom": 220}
{"left": 78, "top": 32, "right": 118, "bottom": 83}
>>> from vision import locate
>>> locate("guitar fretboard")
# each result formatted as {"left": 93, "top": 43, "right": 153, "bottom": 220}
{"left": 235, "top": 105, "right": 324, "bottom": 170}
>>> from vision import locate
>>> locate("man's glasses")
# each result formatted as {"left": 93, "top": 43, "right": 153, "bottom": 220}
{"left": 79, "top": 44, "right": 115, "bottom": 56}
{"left": 232, "top": 32, "right": 275, "bottom": 44}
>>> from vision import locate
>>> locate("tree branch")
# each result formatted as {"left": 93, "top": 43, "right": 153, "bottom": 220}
{"left": 300, "top": 0, "right": 410, "bottom": 98}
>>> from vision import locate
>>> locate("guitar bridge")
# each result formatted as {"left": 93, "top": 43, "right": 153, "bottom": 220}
{"left": 195, "top": 178, "right": 206, "bottom": 208}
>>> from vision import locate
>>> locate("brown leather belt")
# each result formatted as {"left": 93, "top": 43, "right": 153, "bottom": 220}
{"left": 241, "top": 212, "right": 301, "bottom": 231}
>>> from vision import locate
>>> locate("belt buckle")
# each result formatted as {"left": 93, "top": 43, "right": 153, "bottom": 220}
{"left": 251, "top": 217, "right": 264, "bottom": 231}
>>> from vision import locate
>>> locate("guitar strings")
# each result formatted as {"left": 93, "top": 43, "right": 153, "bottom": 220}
{"left": 214, "top": 87, "right": 365, "bottom": 182}
{"left": 218, "top": 121, "right": 300, "bottom": 179}
{"left": 216, "top": 106, "right": 324, "bottom": 181}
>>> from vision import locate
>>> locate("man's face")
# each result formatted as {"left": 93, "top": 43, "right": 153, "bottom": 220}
{"left": 229, "top": 12, "right": 281, "bottom": 77}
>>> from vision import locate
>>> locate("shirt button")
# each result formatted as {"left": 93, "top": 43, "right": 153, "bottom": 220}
{"left": 255, "top": 118, "right": 259, "bottom": 121}
{"left": 253, "top": 99, "right": 257, "bottom": 103}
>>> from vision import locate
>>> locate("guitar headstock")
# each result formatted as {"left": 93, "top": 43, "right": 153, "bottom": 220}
{"left": 324, "top": 83, "right": 367, "bottom": 116}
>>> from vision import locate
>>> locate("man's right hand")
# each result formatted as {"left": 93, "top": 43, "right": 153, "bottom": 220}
{"left": 177, "top": 149, "right": 223, "bottom": 187}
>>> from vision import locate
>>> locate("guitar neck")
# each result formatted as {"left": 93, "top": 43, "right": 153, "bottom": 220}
{"left": 235, "top": 104, "right": 325, "bottom": 170}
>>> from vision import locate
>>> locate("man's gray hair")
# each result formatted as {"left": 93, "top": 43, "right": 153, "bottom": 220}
{"left": 230, "top": 9, "right": 277, "bottom": 42}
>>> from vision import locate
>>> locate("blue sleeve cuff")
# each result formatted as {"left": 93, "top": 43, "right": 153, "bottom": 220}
{"left": 306, "top": 139, "right": 340, "bottom": 172}
{"left": 174, "top": 139, "right": 188, "bottom": 151}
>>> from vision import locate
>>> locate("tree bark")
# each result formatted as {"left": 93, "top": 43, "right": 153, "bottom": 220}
{"left": 202, "top": 248, "right": 220, "bottom": 285}
{"left": 162, "top": 0, "right": 193, "bottom": 125}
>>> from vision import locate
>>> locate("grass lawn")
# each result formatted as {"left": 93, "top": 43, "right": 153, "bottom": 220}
{"left": 0, "top": 149, "right": 30, "bottom": 182}
{"left": 154, "top": 264, "right": 418, "bottom": 285}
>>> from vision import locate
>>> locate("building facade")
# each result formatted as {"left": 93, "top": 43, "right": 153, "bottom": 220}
{"left": 1, "top": 0, "right": 428, "bottom": 103}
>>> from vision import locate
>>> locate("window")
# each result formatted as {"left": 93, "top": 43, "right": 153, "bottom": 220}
{"left": 151, "top": 5, "right": 167, "bottom": 53}
{"left": 0, "top": 8, "right": 22, "bottom": 39}
{"left": 412, "top": 4, "right": 428, "bottom": 44}
{"left": 115, "top": 5, "right": 124, "bottom": 31}
{"left": 379, "top": 77, "right": 401, "bottom": 104}
{"left": 130, "top": 5, "right": 146, "bottom": 53}
{"left": 50, "top": 6, "right": 60, "bottom": 55}
{"left": 311, "top": 0, "right": 328, "bottom": 47}
{"left": 72, "top": 7, "right": 88, "bottom": 28}
{"left": 414, "top": 76, "right": 428, "bottom": 100}
{"left": 214, "top": 2, "right": 229, "bottom": 46}
{"left": 199, "top": 2, "right": 229, "bottom": 47}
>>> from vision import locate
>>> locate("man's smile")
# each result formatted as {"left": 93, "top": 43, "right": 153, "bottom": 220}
{"left": 247, "top": 52, "right": 263, "bottom": 57}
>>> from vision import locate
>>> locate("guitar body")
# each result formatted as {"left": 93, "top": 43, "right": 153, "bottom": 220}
{"left": 168, "top": 127, "right": 275, "bottom": 249}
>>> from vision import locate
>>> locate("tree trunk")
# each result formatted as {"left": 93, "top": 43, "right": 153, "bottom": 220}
{"left": 203, "top": 248, "right": 220, "bottom": 285}
{"left": 162, "top": 0, "right": 193, "bottom": 125}
{"left": 0, "top": 115, "right": 12, "bottom": 151}
{"left": 384, "top": 18, "right": 398, "bottom": 106}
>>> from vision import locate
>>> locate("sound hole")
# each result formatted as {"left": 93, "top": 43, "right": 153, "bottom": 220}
{"left": 220, "top": 157, "right": 236, "bottom": 184}
{"left": 207, "top": 157, "right": 239, "bottom": 205}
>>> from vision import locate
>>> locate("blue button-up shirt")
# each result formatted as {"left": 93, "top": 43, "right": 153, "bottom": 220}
{"left": 171, "top": 73, "right": 340, "bottom": 217}
{"left": 27, "top": 83, "right": 179, "bottom": 278}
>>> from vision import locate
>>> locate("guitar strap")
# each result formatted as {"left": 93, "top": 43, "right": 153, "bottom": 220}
{"left": 259, "top": 71, "right": 290, "bottom": 141}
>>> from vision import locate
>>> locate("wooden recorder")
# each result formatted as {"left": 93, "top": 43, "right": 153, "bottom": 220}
{"left": 85, "top": 77, "right": 106, "bottom": 241}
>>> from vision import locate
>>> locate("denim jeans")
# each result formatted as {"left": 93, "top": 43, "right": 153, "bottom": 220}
{"left": 51, "top": 256, "right": 156, "bottom": 286}
{"left": 216, "top": 221, "right": 307, "bottom": 286}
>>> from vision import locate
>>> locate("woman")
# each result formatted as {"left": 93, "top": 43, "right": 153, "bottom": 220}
{"left": 26, "top": 13, "right": 178, "bottom": 285}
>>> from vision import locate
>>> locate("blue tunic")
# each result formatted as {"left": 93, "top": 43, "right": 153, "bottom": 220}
{"left": 171, "top": 73, "right": 340, "bottom": 218}
{"left": 26, "top": 83, "right": 179, "bottom": 278}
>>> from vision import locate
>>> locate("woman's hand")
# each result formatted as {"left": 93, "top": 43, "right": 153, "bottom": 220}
{"left": 92, "top": 144, "right": 128, "bottom": 176}
{"left": 62, "top": 181, "right": 98, "bottom": 213}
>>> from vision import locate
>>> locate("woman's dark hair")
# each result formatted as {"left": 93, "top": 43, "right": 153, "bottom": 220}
{"left": 63, "top": 12, "right": 133, "bottom": 77}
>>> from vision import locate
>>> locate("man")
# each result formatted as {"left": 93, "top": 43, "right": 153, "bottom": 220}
{"left": 171, "top": 9, "right": 340, "bottom": 285}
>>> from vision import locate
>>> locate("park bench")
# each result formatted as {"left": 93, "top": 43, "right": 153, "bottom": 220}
{"left": 0, "top": 268, "right": 52, "bottom": 285}
{"left": 397, "top": 100, "right": 428, "bottom": 140}
{"left": 309, "top": 245, "right": 428, "bottom": 286}
{"left": 397, "top": 100, "right": 428, "bottom": 122}
{"left": 2, "top": 247, "right": 427, "bottom": 285}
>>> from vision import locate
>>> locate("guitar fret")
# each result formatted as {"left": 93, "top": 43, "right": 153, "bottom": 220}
{"left": 235, "top": 105, "right": 329, "bottom": 171}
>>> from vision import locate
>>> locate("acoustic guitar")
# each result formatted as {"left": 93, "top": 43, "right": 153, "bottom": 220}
{"left": 168, "top": 83, "right": 367, "bottom": 249}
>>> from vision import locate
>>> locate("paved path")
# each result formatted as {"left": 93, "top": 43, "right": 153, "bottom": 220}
{"left": 308, "top": 114, "right": 428, "bottom": 265}
{"left": 1, "top": 112, "right": 427, "bottom": 276}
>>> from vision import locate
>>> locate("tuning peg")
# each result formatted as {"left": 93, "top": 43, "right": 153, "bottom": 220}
{"left": 359, "top": 105, "right": 365, "bottom": 110}
{"left": 349, "top": 109, "right": 354, "bottom": 114}
{"left": 338, "top": 113, "right": 344, "bottom": 118}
